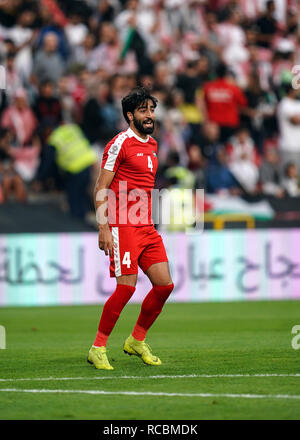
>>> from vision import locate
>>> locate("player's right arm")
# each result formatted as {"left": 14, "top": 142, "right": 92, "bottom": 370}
{"left": 94, "top": 168, "right": 115, "bottom": 256}
{"left": 96, "top": 132, "right": 127, "bottom": 255}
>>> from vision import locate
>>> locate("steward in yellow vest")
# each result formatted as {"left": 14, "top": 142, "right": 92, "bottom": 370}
{"left": 48, "top": 124, "right": 97, "bottom": 174}
{"left": 36, "top": 123, "right": 97, "bottom": 219}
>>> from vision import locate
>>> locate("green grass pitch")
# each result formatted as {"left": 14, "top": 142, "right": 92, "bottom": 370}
{"left": 0, "top": 300, "right": 299, "bottom": 420}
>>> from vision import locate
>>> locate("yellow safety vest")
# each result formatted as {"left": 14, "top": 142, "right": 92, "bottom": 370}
{"left": 48, "top": 124, "right": 97, "bottom": 174}
{"left": 165, "top": 166, "right": 196, "bottom": 189}
{"left": 163, "top": 187, "right": 195, "bottom": 232}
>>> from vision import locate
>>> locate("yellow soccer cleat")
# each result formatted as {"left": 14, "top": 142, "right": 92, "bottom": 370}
{"left": 87, "top": 346, "right": 114, "bottom": 370}
{"left": 123, "top": 335, "right": 162, "bottom": 366}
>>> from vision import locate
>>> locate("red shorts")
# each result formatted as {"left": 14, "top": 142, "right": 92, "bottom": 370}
{"left": 109, "top": 225, "right": 168, "bottom": 278}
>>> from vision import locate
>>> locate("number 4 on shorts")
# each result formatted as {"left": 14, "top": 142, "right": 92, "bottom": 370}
{"left": 122, "top": 251, "right": 131, "bottom": 268}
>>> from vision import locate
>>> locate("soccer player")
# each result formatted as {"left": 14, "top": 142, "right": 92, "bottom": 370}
{"left": 88, "top": 87, "right": 174, "bottom": 370}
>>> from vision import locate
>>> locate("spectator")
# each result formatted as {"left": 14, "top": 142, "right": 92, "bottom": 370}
{"left": 182, "top": 0, "right": 207, "bottom": 37}
{"left": 0, "top": 86, "right": 40, "bottom": 182}
{"left": 114, "top": 0, "right": 155, "bottom": 75}
{"left": 226, "top": 126, "right": 260, "bottom": 194}
{"left": 203, "top": 62, "right": 248, "bottom": 143}
{"left": 0, "top": 0, "right": 20, "bottom": 28}
{"left": 277, "top": 85, "right": 300, "bottom": 173}
{"left": 237, "top": 0, "right": 262, "bottom": 21}
{"left": 153, "top": 62, "right": 174, "bottom": 91}
{"left": 158, "top": 89, "right": 189, "bottom": 165}
{"left": 215, "top": 8, "right": 248, "bottom": 71}
{"left": 260, "top": 147, "right": 284, "bottom": 198}
{"left": 35, "top": 7, "right": 70, "bottom": 60}
{"left": 57, "top": 76, "right": 76, "bottom": 124}
{"left": 164, "top": 89, "right": 187, "bottom": 135}
{"left": 255, "top": 0, "right": 277, "bottom": 49}
{"left": 197, "top": 55, "right": 211, "bottom": 84}
{"left": 205, "top": 145, "right": 241, "bottom": 195}
{"left": 88, "top": 21, "right": 137, "bottom": 74}
{"left": 272, "top": 43, "right": 295, "bottom": 89}
{"left": 239, "top": 44, "right": 272, "bottom": 91}
{"left": 176, "top": 60, "right": 202, "bottom": 105}
{"left": 65, "top": 11, "right": 88, "bottom": 48}
{"left": 190, "top": 120, "right": 222, "bottom": 163}
{"left": 176, "top": 60, "right": 206, "bottom": 136}
{"left": 187, "top": 144, "right": 206, "bottom": 189}
{"left": 242, "top": 71, "right": 278, "bottom": 154}
{"left": 33, "top": 80, "right": 62, "bottom": 127}
{"left": 4, "top": 51, "right": 23, "bottom": 104}
{"left": 3, "top": 7, "right": 38, "bottom": 81}
{"left": 0, "top": 128, "right": 27, "bottom": 203}
{"left": 115, "top": 0, "right": 140, "bottom": 43}
{"left": 281, "top": 162, "right": 300, "bottom": 197}
{"left": 199, "top": 11, "right": 221, "bottom": 71}
{"left": 151, "top": 87, "right": 168, "bottom": 123}
{"left": 89, "top": 0, "right": 116, "bottom": 32}
{"left": 81, "top": 81, "right": 119, "bottom": 148}
{"left": 0, "top": 38, "right": 16, "bottom": 59}
{"left": 33, "top": 32, "right": 66, "bottom": 84}
{"left": 72, "top": 32, "right": 97, "bottom": 68}
{"left": 127, "top": 0, "right": 171, "bottom": 57}
{"left": 1, "top": 88, "right": 37, "bottom": 146}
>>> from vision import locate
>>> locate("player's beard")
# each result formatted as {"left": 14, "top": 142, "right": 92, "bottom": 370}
{"left": 133, "top": 117, "right": 155, "bottom": 135}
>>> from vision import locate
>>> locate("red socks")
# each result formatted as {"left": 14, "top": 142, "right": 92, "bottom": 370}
{"left": 94, "top": 284, "right": 136, "bottom": 347}
{"left": 93, "top": 283, "right": 174, "bottom": 347}
{"left": 132, "top": 283, "right": 174, "bottom": 341}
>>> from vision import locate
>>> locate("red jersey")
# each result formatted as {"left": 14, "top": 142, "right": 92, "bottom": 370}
{"left": 101, "top": 127, "right": 158, "bottom": 227}
{"left": 204, "top": 79, "right": 247, "bottom": 128}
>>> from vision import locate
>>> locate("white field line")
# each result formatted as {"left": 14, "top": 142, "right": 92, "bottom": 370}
{"left": 0, "top": 388, "right": 300, "bottom": 400}
{"left": 0, "top": 373, "right": 300, "bottom": 382}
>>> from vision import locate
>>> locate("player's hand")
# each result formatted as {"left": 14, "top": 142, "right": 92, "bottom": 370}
{"left": 98, "top": 226, "right": 114, "bottom": 257}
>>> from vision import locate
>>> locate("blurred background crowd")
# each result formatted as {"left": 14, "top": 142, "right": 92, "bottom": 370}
{"left": 0, "top": 0, "right": 300, "bottom": 226}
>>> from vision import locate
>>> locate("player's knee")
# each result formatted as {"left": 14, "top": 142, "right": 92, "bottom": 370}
{"left": 166, "top": 282, "right": 174, "bottom": 294}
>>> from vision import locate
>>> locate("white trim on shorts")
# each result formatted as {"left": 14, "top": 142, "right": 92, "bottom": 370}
{"left": 111, "top": 227, "right": 121, "bottom": 277}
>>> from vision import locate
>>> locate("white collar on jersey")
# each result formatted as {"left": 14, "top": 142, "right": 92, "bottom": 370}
{"left": 126, "top": 127, "right": 150, "bottom": 143}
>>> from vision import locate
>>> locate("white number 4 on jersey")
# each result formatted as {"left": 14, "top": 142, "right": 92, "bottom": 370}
{"left": 122, "top": 252, "right": 131, "bottom": 268}
{"left": 148, "top": 156, "right": 153, "bottom": 172}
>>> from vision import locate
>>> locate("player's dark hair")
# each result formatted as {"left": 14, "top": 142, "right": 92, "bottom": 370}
{"left": 122, "top": 87, "right": 158, "bottom": 124}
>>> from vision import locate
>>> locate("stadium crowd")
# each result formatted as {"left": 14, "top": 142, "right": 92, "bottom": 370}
{"left": 0, "top": 0, "right": 300, "bottom": 220}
